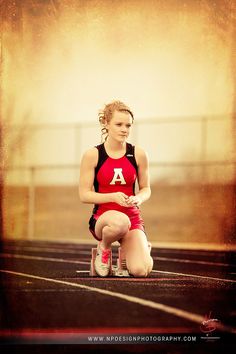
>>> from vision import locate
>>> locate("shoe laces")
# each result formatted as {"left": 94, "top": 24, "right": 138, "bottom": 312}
{"left": 101, "top": 248, "right": 111, "bottom": 264}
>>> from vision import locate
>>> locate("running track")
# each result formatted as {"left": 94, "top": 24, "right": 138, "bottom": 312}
{"left": 0, "top": 240, "right": 235, "bottom": 353}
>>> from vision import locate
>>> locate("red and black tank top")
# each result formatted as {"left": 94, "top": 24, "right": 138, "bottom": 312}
{"left": 92, "top": 142, "right": 140, "bottom": 218}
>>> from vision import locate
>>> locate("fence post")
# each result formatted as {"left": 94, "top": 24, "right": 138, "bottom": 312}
{"left": 28, "top": 166, "right": 35, "bottom": 240}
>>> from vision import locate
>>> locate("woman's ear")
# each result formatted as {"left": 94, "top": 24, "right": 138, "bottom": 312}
{"left": 104, "top": 121, "right": 109, "bottom": 130}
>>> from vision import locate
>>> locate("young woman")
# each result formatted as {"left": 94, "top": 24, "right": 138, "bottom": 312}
{"left": 79, "top": 100, "right": 153, "bottom": 277}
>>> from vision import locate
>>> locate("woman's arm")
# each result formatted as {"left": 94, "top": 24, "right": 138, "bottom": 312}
{"left": 126, "top": 146, "right": 151, "bottom": 206}
{"left": 79, "top": 148, "right": 129, "bottom": 206}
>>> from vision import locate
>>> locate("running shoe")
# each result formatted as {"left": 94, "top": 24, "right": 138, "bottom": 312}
{"left": 94, "top": 242, "right": 111, "bottom": 277}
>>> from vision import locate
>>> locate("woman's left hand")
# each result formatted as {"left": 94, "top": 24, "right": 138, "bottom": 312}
{"left": 126, "top": 195, "right": 142, "bottom": 207}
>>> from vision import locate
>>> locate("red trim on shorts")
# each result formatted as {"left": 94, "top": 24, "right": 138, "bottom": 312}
{"left": 129, "top": 223, "right": 145, "bottom": 233}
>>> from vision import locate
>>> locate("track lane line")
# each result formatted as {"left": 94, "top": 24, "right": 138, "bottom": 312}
{"left": 0, "top": 253, "right": 89, "bottom": 265}
{"left": 3, "top": 245, "right": 234, "bottom": 267}
{"left": 152, "top": 270, "right": 236, "bottom": 283}
{"left": 3, "top": 246, "right": 87, "bottom": 255}
{"left": 1, "top": 269, "right": 235, "bottom": 333}
{"left": 1, "top": 253, "right": 235, "bottom": 283}
{"left": 0, "top": 269, "right": 221, "bottom": 329}
{"left": 153, "top": 256, "right": 235, "bottom": 267}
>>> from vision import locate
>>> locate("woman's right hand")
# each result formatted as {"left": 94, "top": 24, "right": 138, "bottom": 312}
{"left": 113, "top": 192, "right": 129, "bottom": 207}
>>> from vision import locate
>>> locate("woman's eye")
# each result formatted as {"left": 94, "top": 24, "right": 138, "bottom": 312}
{"left": 115, "top": 123, "right": 131, "bottom": 127}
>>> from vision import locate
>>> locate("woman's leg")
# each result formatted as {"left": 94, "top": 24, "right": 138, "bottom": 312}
{"left": 93, "top": 210, "right": 131, "bottom": 277}
{"left": 120, "top": 229, "right": 153, "bottom": 277}
{"left": 95, "top": 210, "right": 131, "bottom": 249}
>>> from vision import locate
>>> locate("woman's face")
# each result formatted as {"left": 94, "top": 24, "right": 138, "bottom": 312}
{"left": 106, "top": 110, "right": 133, "bottom": 143}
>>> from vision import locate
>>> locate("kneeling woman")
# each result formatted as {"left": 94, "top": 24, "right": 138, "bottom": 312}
{"left": 79, "top": 100, "right": 153, "bottom": 277}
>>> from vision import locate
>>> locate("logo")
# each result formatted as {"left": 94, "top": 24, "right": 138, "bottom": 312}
{"left": 110, "top": 168, "right": 126, "bottom": 185}
{"left": 200, "top": 312, "right": 220, "bottom": 334}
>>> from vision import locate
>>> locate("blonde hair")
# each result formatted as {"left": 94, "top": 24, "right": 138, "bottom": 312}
{"left": 98, "top": 100, "right": 134, "bottom": 141}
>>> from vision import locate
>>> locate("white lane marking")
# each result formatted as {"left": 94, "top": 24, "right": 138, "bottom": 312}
{"left": 1, "top": 269, "right": 235, "bottom": 333}
{"left": 0, "top": 269, "right": 213, "bottom": 327}
{"left": 157, "top": 249, "right": 220, "bottom": 256}
{"left": 152, "top": 270, "right": 236, "bottom": 283}
{"left": 4, "top": 245, "right": 234, "bottom": 267}
{"left": 0, "top": 253, "right": 90, "bottom": 265}
{"left": 1, "top": 253, "right": 235, "bottom": 283}
{"left": 154, "top": 256, "right": 234, "bottom": 267}
{"left": 3, "top": 246, "right": 88, "bottom": 255}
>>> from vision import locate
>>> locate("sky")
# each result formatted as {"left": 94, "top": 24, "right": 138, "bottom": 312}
{"left": 2, "top": 0, "right": 234, "bottom": 125}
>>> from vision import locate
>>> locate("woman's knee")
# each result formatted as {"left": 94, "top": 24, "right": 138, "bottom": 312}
{"left": 108, "top": 213, "right": 131, "bottom": 236}
{"left": 96, "top": 211, "right": 131, "bottom": 240}
{"left": 128, "top": 257, "right": 153, "bottom": 278}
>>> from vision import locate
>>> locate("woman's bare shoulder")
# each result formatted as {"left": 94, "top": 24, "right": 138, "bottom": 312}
{"left": 81, "top": 147, "right": 98, "bottom": 165}
{"left": 134, "top": 145, "right": 149, "bottom": 165}
{"left": 134, "top": 145, "right": 148, "bottom": 157}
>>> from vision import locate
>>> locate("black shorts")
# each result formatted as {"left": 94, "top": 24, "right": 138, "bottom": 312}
{"left": 89, "top": 215, "right": 100, "bottom": 241}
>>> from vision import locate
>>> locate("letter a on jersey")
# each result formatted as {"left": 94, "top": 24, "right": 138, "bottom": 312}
{"left": 110, "top": 168, "right": 126, "bottom": 185}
